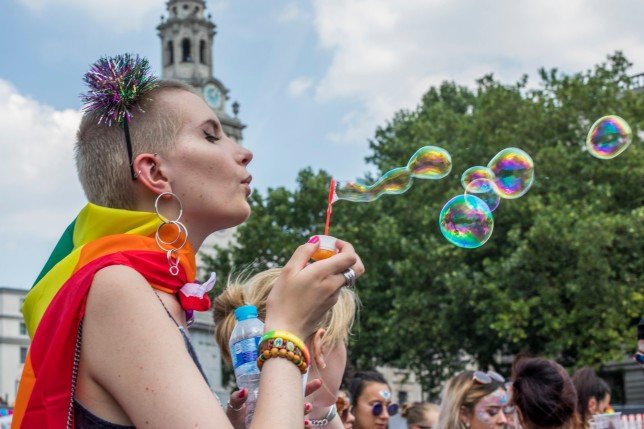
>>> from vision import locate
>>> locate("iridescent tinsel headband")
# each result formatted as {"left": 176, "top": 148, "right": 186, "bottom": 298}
{"left": 80, "top": 54, "right": 159, "bottom": 180}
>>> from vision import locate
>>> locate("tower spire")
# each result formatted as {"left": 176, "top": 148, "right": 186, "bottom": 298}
{"left": 157, "top": 0, "right": 245, "bottom": 142}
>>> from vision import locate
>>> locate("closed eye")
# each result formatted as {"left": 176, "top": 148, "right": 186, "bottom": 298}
{"left": 203, "top": 130, "right": 221, "bottom": 142}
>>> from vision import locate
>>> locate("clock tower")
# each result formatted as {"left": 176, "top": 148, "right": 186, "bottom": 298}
{"left": 157, "top": 0, "right": 245, "bottom": 142}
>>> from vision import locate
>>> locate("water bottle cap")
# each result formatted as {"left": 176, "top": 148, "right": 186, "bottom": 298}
{"left": 234, "top": 305, "right": 258, "bottom": 321}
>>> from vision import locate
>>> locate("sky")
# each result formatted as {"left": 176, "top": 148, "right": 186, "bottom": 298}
{"left": 1, "top": 0, "right": 643, "bottom": 288}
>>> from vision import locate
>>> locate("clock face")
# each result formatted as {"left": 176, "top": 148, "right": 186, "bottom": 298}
{"left": 203, "top": 83, "right": 223, "bottom": 110}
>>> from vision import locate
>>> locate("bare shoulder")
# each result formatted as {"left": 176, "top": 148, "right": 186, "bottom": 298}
{"left": 81, "top": 265, "right": 229, "bottom": 428}
{"left": 89, "top": 265, "right": 158, "bottom": 313}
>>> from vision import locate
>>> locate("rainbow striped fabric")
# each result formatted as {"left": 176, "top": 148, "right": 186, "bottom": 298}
{"left": 13, "top": 203, "right": 196, "bottom": 428}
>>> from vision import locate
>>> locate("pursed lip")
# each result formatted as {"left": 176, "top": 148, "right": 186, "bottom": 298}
{"left": 241, "top": 175, "right": 252, "bottom": 196}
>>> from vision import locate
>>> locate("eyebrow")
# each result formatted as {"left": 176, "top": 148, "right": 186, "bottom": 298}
{"left": 197, "top": 119, "right": 221, "bottom": 133}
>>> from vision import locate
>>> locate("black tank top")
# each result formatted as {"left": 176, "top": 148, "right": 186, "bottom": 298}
{"left": 74, "top": 294, "right": 210, "bottom": 428}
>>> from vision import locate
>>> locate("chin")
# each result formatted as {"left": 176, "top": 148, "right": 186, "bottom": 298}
{"left": 231, "top": 206, "right": 251, "bottom": 227}
{"left": 216, "top": 205, "right": 252, "bottom": 230}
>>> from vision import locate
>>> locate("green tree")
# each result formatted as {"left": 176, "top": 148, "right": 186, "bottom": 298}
{"left": 204, "top": 52, "right": 643, "bottom": 397}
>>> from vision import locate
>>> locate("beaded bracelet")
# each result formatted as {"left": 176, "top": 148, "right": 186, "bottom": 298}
{"left": 260, "top": 330, "right": 310, "bottom": 365}
{"left": 257, "top": 331, "right": 310, "bottom": 374}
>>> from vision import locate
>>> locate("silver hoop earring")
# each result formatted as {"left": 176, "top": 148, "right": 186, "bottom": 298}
{"left": 155, "top": 192, "right": 188, "bottom": 276}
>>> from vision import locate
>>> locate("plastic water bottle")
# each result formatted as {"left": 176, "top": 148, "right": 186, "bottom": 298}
{"left": 229, "top": 305, "right": 264, "bottom": 428}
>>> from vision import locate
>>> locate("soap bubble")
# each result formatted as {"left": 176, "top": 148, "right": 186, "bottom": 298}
{"left": 439, "top": 194, "right": 494, "bottom": 248}
{"left": 461, "top": 166, "right": 495, "bottom": 190}
{"left": 335, "top": 168, "right": 412, "bottom": 202}
{"left": 334, "top": 146, "right": 451, "bottom": 202}
{"left": 586, "top": 115, "right": 632, "bottom": 159}
{"left": 334, "top": 181, "right": 377, "bottom": 202}
{"left": 487, "top": 148, "right": 534, "bottom": 199}
{"left": 465, "top": 178, "right": 501, "bottom": 212}
{"left": 407, "top": 146, "right": 452, "bottom": 179}
{"left": 372, "top": 167, "right": 413, "bottom": 194}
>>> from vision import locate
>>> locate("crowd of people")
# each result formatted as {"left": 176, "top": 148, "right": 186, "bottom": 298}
{"left": 288, "top": 359, "right": 635, "bottom": 429}
{"left": 11, "top": 54, "right": 644, "bottom": 428}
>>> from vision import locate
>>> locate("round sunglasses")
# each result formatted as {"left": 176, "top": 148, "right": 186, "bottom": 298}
{"left": 369, "top": 401, "right": 399, "bottom": 417}
{"left": 634, "top": 352, "right": 644, "bottom": 365}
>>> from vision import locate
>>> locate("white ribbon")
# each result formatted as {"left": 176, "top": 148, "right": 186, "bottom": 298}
{"left": 180, "top": 272, "right": 217, "bottom": 298}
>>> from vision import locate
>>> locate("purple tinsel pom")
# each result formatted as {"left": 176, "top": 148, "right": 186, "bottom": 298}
{"left": 80, "top": 53, "right": 158, "bottom": 126}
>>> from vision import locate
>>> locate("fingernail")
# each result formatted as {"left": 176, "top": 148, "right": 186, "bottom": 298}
{"left": 307, "top": 236, "right": 320, "bottom": 244}
{"left": 305, "top": 403, "right": 312, "bottom": 412}
{"left": 239, "top": 388, "right": 247, "bottom": 399}
{"left": 304, "top": 420, "right": 311, "bottom": 426}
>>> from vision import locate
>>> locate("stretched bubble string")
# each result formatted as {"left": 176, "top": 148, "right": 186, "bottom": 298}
{"left": 324, "top": 179, "right": 336, "bottom": 236}
{"left": 334, "top": 146, "right": 452, "bottom": 203}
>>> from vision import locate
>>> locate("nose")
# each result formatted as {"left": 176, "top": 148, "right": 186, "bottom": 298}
{"left": 497, "top": 411, "right": 508, "bottom": 425}
{"left": 239, "top": 145, "right": 253, "bottom": 166}
{"left": 381, "top": 407, "right": 390, "bottom": 419}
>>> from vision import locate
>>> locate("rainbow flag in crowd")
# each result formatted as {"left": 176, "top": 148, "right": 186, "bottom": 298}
{"left": 13, "top": 203, "right": 196, "bottom": 428}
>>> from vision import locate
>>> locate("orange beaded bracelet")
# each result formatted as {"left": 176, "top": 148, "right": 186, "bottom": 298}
{"left": 257, "top": 331, "right": 310, "bottom": 374}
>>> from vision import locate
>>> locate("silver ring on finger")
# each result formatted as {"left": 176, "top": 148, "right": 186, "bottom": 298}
{"left": 342, "top": 268, "right": 356, "bottom": 288}
{"left": 227, "top": 400, "right": 244, "bottom": 412}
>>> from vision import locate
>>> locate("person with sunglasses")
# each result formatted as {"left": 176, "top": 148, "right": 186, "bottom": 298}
{"left": 337, "top": 390, "right": 356, "bottom": 429}
{"left": 636, "top": 318, "right": 644, "bottom": 368}
{"left": 401, "top": 402, "right": 439, "bottom": 429}
{"left": 436, "top": 370, "right": 515, "bottom": 429}
{"left": 349, "top": 371, "right": 399, "bottom": 429}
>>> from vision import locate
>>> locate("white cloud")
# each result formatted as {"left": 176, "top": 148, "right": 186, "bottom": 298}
{"left": 278, "top": 2, "right": 310, "bottom": 23}
{"left": 287, "top": 76, "right": 313, "bottom": 97}
{"left": 17, "top": 0, "right": 161, "bottom": 31}
{"left": 312, "top": 0, "right": 644, "bottom": 144}
{"left": 0, "top": 79, "right": 85, "bottom": 285}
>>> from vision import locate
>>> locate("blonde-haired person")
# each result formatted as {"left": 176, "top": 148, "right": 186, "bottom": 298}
{"left": 402, "top": 402, "right": 439, "bottom": 429}
{"left": 14, "top": 54, "right": 364, "bottom": 429}
{"left": 436, "top": 371, "right": 515, "bottom": 429}
{"left": 215, "top": 268, "right": 359, "bottom": 429}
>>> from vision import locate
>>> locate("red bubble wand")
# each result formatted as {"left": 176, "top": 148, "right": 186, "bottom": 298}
{"left": 324, "top": 179, "right": 336, "bottom": 236}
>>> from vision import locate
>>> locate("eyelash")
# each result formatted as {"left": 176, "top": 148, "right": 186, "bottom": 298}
{"left": 203, "top": 130, "right": 221, "bottom": 142}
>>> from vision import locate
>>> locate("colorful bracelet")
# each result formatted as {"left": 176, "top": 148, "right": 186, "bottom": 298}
{"left": 257, "top": 331, "right": 310, "bottom": 374}
{"left": 260, "top": 330, "right": 310, "bottom": 364}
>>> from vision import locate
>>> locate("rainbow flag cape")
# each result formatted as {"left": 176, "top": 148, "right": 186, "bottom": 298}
{"left": 13, "top": 203, "right": 196, "bottom": 428}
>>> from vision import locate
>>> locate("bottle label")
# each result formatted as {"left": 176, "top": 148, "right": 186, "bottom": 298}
{"left": 231, "top": 337, "right": 261, "bottom": 370}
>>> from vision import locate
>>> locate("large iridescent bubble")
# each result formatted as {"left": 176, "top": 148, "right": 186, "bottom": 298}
{"left": 335, "top": 145, "right": 451, "bottom": 202}
{"left": 407, "top": 146, "right": 452, "bottom": 179}
{"left": 586, "top": 115, "right": 632, "bottom": 159}
{"left": 439, "top": 195, "right": 494, "bottom": 248}
{"left": 460, "top": 166, "right": 495, "bottom": 190}
{"left": 465, "top": 178, "right": 501, "bottom": 212}
{"left": 487, "top": 148, "right": 534, "bottom": 199}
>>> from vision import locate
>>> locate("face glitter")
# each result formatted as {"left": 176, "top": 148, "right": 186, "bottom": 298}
{"left": 474, "top": 389, "right": 509, "bottom": 427}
